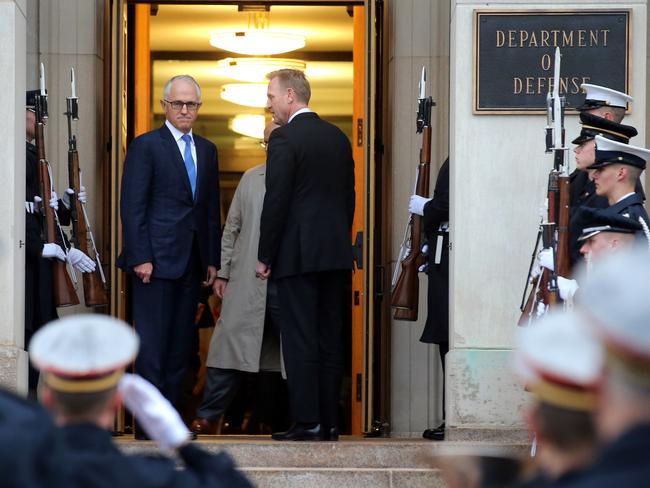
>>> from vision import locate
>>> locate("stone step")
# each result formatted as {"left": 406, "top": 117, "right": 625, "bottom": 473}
{"left": 118, "top": 435, "right": 529, "bottom": 469}
{"left": 118, "top": 436, "right": 530, "bottom": 487}
{"left": 244, "top": 467, "right": 445, "bottom": 488}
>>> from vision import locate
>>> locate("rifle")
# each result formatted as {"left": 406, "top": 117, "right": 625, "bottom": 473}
{"left": 65, "top": 68, "right": 108, "bottom": 306}
{"left": 519, "top": 48, "right": 570, "bottom": 325}
{"left": 391, "top": 67, "right": 435, "bottom": 321}
{"left": 35, "top": 63, "right": 79, "bottom": 307}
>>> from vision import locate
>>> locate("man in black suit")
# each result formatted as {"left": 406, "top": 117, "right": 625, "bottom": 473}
{"left": 118, "top": 75, "right": 221, "bottom": 413}
{"left": 256, "top": 69, "right": 355, "bottom": 441}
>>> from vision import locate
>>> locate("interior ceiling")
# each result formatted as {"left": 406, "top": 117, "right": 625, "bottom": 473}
{"left": 149, "top": 4, "right": 355, "bottom": 118}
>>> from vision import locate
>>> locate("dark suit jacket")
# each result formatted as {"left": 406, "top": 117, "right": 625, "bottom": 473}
{"left": 118, "top": 124, "right": 221, "bottom": 279}
{"left": 258, "top": 112, "right": 355, "bottom": 279}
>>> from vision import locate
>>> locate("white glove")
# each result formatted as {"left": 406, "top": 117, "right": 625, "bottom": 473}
{"left": 119, "top": 373, "right": 189, "bottom": 450}
{"left": 67, "top": 247, "right": 96, "bottom": 273}
{"left": 42, "top": 243, "right": 66, "bottom": 261}
{"left": 538, "top": 248, "right": 554, "bottom": 271}
{"left": 49, "top": 191, "right": 59, "bottom": 212}
{"left": 409, "top": 195, "right": 432, "bottom": 216}
{"left": 557, "top": 277, "right": 579, "bottom": 301}
{"left": 62, "top": 187, "right": 87, "bottom": 209}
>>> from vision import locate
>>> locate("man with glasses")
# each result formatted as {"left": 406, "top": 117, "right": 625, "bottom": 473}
{"left": 118, "top": 75, "right": 221, "bottom": 434}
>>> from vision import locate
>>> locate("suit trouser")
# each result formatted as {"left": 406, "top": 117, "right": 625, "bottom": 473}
{"left": 132, "top": 248, "right": 201, "bottom": 408}
{"left": 276, "top": 270, "right": 345, "bottom": 426}
{"left": 197, "top": 281, "right": 283, "bottom": 420}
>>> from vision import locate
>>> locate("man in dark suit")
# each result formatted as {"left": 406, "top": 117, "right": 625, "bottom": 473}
{"left": 256, "top": 69, "right": 355, "bottom": 441}
{"left": 118, "top": 75, "right": 221, "bottom": 415}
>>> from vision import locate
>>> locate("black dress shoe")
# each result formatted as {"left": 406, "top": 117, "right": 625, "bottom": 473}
{"left": 272, "top": 423, "right": 323, "bottom": 441}
{"left": 423, "top": 422, "right": 445, "bottom": 441}
{"left": 322, "top": 426, "right": 339, "bottom": 441}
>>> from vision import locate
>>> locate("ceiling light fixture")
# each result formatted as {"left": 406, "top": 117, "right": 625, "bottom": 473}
{"left": 229, "top": 114, "right": 266, "bottom": 139}
{"left": 209, "top": 12, "right": 305, "bottom": 56}
{"left": 220, "top": 83, "right": 268, "bottom": 108}
{"left": 216, "top": 57, "right": 307, "bottom": 83}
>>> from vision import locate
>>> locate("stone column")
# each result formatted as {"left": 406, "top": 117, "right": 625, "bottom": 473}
{"left": 388, "top": 0, "right": 450, "bottom": 436}
{"left": 447, "top": 0, "right": 647, "bottom": 440}
{"left": 0, "top": 0, "right": 29, "bottom": 393}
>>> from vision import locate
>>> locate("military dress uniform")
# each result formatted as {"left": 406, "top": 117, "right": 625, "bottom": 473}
{"left": 513, "top": 311, "right": 603, "bottom": 488}
{"left": 589, "top": 136, "right": 650, "bottom": 230}
{"left": 420, "top": 158, "right": 450, "bottom": 348}
{"left": 559, "top": 250, "right": 650, "bottom": 487}
{"left": 28, "top": 314, "right": 253, "bottom": 488}
{"left": 25, "top": 140, "right": 60, "bottom": 335}
{"left": 567, "top": 113, "right": 637, "bottom": 267}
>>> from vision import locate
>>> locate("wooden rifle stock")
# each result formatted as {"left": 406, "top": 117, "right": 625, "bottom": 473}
{"left": 36, "top": 123, "right": 79, "bottom": 307}
{"left": 68, "top": 149, "right": 108, "bottom": 306}
{"left": 555, "top": 176, "right": 570, "bottom": 278}
{"left": 391, "top": 126, "right": 431, "bottom": 320}
{"left": 517, "top": 173, "right": 570, "bottom": 325}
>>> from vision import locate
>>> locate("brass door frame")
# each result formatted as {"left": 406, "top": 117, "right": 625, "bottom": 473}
{"left": 108, "top": 0, "right": 387, "bottom": 435}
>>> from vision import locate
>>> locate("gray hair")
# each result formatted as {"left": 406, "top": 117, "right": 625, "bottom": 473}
{"left": 163, "top": 75, "right": 202, "bottom": 101}
{"left": 267, "top": 69, "right": 311, "bottom": 105}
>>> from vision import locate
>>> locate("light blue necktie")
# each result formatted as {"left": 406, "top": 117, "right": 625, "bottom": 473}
{"left": 181, "top": 134, "right": 196, "bottom": 197}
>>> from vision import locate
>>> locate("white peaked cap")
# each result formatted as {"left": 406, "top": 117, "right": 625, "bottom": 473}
{"left": 29, "top": 314, "right": 139, "bottom": 392}
{"left": 577, "top": 248, "right": 650, "bottom": 363}
{"left": 591, "top": 134, "right": 650, "bottom": 169}
{"left": 579, "top": 83, "right": 633, "bottom": 110}
{"left": 517, "top": 311, "right": 603, "bottom": 388}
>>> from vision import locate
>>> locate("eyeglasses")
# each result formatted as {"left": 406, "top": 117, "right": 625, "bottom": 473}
{"left": 163, "top": 99, "right": 201, "bottom": 111}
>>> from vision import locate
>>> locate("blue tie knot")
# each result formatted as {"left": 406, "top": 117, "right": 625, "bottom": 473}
{"left": 181, "top": 134, "right": 196, "bottom": 197}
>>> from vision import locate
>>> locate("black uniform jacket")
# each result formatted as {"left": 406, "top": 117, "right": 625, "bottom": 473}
{"left": 0, "top": 390, "right": 65, "bottom": 488}
{"left": 420, "top": 159, "right": 449, "bottom": 344}
{"left": 258, "top": 112, "right": 355, "bottom": 279}
{"left": 25, "top": 142, "right": 71, "bottom": 333}
{"left": 604, "top": 192, "right": 649, "bottom": 226}
{"left": 568, "top": 170, "right": 608, "bottom": 268}
{"left": 58, "top": 423, "right": 253, "bottom": 488}
{"left": 560, "top": 424, "right": 650, "bottom": 488}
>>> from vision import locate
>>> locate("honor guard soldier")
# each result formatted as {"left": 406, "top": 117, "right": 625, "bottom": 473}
{"left": 29, "top": 314, "right": 252, "bottom": 488}
{"left": 25, "top": 89, "right": 94, "bottom": 397}
{"left": 565, "top": 250, "right": 650, "bottom": 487}
{"left": 408, "top": 158, "right": 450, "bottom": 440}
{"left": 588, "top": 135, "right": 649, "bottom": 230}
{"left": 568, "top": 113, "right": 638, "bottom": 267}
{"left": 577, "top": 208, "right": 646, "bottom": 263}
{"left": 514, "top": 311, "right": 603, "bottom": 487}
{"left": 576, "top": 84, "right": 632, "bottom": 123}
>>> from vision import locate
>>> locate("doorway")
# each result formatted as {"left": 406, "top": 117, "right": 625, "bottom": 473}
{"left": 108, "top": 0, "right": 383, "bottom": 436}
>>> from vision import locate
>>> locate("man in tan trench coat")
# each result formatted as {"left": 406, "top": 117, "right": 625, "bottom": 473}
{"left": 191, "top": 122, "right": 283, "bottom": 435}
